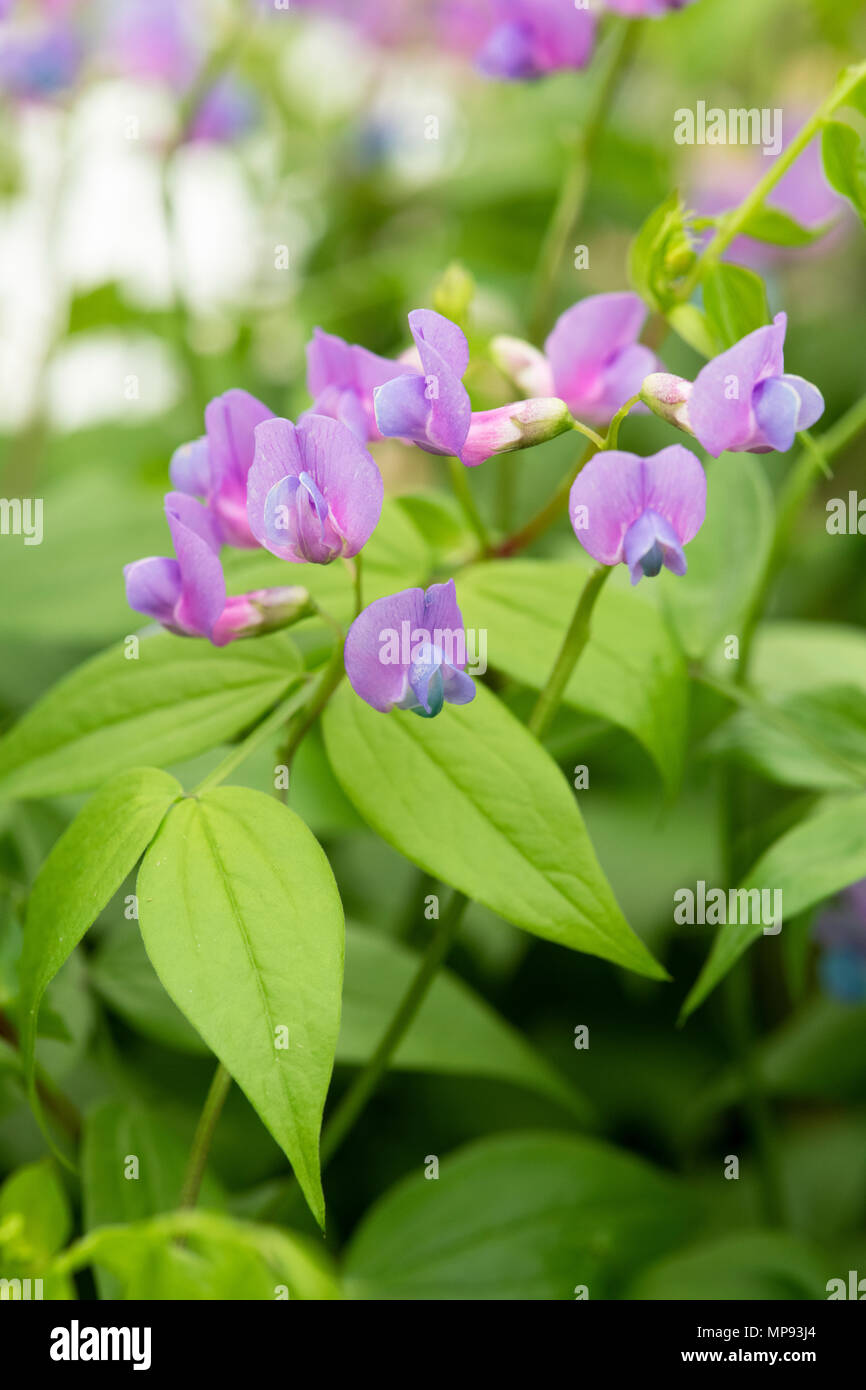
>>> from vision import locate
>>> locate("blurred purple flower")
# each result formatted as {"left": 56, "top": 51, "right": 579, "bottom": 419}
{"left": 441, "top": 0, "right": 595, "bottom": 80}
{"left": 689, "top": 127, "right": 849, "bottom": 271}
{"left": 303, "top": 327, "right": 414, "bottom": 444}
{"left": 247, "top": 414, "right": 383, "bottom": 565}
{"left": 813, "top": 880, "right": 866, "bottom": 1004}
{"left": 170, "top": 390, "right": 273, "bottom": 550}
{"left": 187, "top": 76, "right": 258, "bottom": 144}
{"left": 688, "top": 312, "right": 824, "bottom": 456}
{"left": 494, "top": 293, "right": 657, "bottom": 427}
{"left": 569, "top": 445, "right": 706, "bottom": 584}
{"left": 344, "top": 579, "right": 476, "bottom": 717}
{"left": 102, "top": 0, "right": 197, "bottom": 86}
{"left": 0, "top": 22, "right": 81, "bottom": 101}
{"left": 287, "top": 0, "right": 423, "bottom": 46}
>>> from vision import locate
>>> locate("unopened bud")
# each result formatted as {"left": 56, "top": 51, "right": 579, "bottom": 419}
{"left": 462, "top": 398, "right": 573, "bottom": 468}
{"left": 213, "top": 587, "right": 313, "bottom": 646}
{"left": 639, "top": 373, "right": 695, "bottom": 435}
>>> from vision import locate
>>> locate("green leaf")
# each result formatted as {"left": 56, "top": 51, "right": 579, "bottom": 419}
{"left": 82, "top": 1101, "right": 224, "bottom": 1298}
{"left": 682, "top": 793, "right": 866, "bottom": 1019}
{"left": 707, "top": 684, "right": 866, "bottom": 790}
{"left": 822, "top": 120, "right": 866, "bottom": 224}
{"left": 56, "top": 1210, "right": 341, "bottom": 1300}
{"left": 661, "top": 454, "right": 773, "bottom": 661}
{"left": 737, "top": 204, "right": 833, "bottom": 247}
{"left": 322, "top": 682, "right": 665, "bottom": 979}
{"left": 457, "top": 560, "right": 688, "bottom": 789}
{"left": 0, "top": 1159, "right": 71, "bottom": 1259}
{"left": 339, "top": 926, "right": 589, "bottom": 1118}
{"left": 343, "top": 1131, "right": 699, "bottom": 1299}
{"left": 137, "top": 787, "right": 344, "bottom": 1227}
{"left": 0, "top": 632, "right": 303, "bottom": 800}
{"left": 752, "top": 621, "right": 866, "bottom": 700}
{"left": 88, "top": 926, "right": 209, "bottom": 1056}
{"left": 628, "top": 1231, "right": 826, "bottom": 1300}
{"left": 755, "top": 999, "right": 866, "bottom": 1103}
{"left": 0, "top": 1159, "right": 75, "bottom": 1299}
{"left": 19, "top": 768, "right": 181, "bottom": 1143}
{"left": 701, "top": 262, "right": 771, "bottom": 352}
{"left": 667, "top": 302, "right": 717, "bottom": 359}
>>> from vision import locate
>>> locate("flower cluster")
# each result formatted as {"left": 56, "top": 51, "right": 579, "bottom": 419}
{"left": 126, "top": 290, "right": 824, "bottom": 715}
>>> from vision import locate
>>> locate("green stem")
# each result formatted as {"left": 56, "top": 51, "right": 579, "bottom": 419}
{"left": 739, "top": 391, "right": 866, "bottom": 675}
{"left": 528, "top": 565, "right": 612, "bottom": 740}
{"left": 605, "top": 393, "right": 641, "bottom": 451}
{"left": 494, "top": 440, "right": 593, "bottom": 558}
{"left": 193, "top": 679, "right": 312, "bottom": 794}
{"left": 179, "top": 1063, "right": 233, "bottom": 1209}
{"left": 320, "top": 892, "right": 469, "bottom": 1166}
{"left": 678, "top": 61, "right": 866, "bottom": 302}
{"left": 448, "top": 457, "right": 491, "bottom": 553}
{"left": 529, "top": 17, "right": 638, "bottom": 340}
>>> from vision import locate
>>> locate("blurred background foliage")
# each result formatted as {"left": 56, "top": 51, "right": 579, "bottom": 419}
{"left": 0, "top": 0, "right": 866, "bottom": 1299}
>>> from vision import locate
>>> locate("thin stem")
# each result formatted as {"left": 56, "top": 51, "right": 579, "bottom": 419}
{"left": 347, "top": 553, "right": 364, "bottom": 617}
{"left": 571, "top": 419, "right": 606, "bottom": 450}
{"left": 604, "top": 393, "right": 641, "bottom": 451}
{"left": 320, "top": 892, "right": 469, "bottom": 1166}
{"left": 278, "top": 642, "right": 347, "bottom": 779}
{"left": 0, "top": 1011, "right": 81, "bottom": 1143}
{"left": 677, "top": 61, "right": 866, "bottom": 303}
{"left": 179, "top": 1063, "right": 233, "bottom": 1208}
{"left": 494, "top": 440, "right": 593, "bottom": 558}
{"left": 739, "top": 391, "right": 866, "bottom": 675}
{"left": 529, "top": 17, "right": 638, "bottom": 339}
{"left": 448, "top": 457, "right": 491, "bottom": 553}
{"left": 528, "top": 565, "right": 612, "bottom": 740}
{"left": 193, "top": 680, "right": 312, "bottom": 794}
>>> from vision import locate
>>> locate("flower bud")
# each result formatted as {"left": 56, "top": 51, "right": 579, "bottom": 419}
{"left": 639, "top": 373, "right": 695, "bottom": 435}
{"left": 211, "top": 587, "right": 313, "bottom": 646}
{"left": 462, "top": 398, "right": 574, "bottom": 468}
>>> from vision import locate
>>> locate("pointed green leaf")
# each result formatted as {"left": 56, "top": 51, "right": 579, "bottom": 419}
{"left": 323, "top": 682, "right": 665, "bottom": 979}
{"left": 137, "top": 787, "right": 344, "bottom": 1227}
{"left": 19, "top": 768, "right": 182, "bottom": 1145}
{"left": 0, "top": 632, "right": 303, "bottom": 800}
{"left": 682, "top": 793, "right": 866, "bottom": 1019}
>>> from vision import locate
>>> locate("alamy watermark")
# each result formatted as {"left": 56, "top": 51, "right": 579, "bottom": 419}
{"left": 674, "top": 102, "right": 783, "bottom": 156}
{"left": 378, "top": 623, "right": 487, "bottom": 675}
{"left": 0, "top": 497, "right": 43, "bottom": 545}
{"left": 674, "top": 881, "right": 783, "bottom": 935}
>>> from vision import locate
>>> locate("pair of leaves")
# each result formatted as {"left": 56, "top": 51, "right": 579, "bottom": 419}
{"left": 323, "top": 680, "right": 666, "bottom": 981}
{"left": 21, "top": 769, "right": 344, "bottom": 1228}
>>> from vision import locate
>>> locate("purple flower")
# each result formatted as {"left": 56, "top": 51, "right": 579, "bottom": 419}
{"left": 187, "top": 77, "right": 258, "bottom": 145}
{"left": 170, "top": 390, "right": 273, "bottom": 550}
{"left": 688, "top": 313, "right": 824, "bottom": 457}
{"left": 247, "top": 414, "right": 383, "bottom": 565}
{"left": 494, "top": 293, "right": 657, "bottom": 427}
{"left": 303, "top": 327, "right": 413, "bottom": 444}
{"left": 124, "top": 492, "right": 227, "bottom": 643}
{"left": 569, "top": 445, "right": 706, "bottom": 585}
{"left": 441, "top": 0, "right": 595, "bottom": 80}
{"left": 374, "top": 309, "right": 573, "bottom": 467}
{"left": 813, "top": 881, "right": 866, "bottom": 1004}
{"left": 374, "top": 309, "right": 472, "bottom": 461}
{"left": 125, "top": 493, "right": 312, "bottom": 646}
{"left": 0, "top": 24, "right": 81, "bottom": 101}
{"left": 103, "top": 0, "right": 197, "bottom": 86}
{"left": 344, "top": 580, "right": 476, "bottom": 718}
